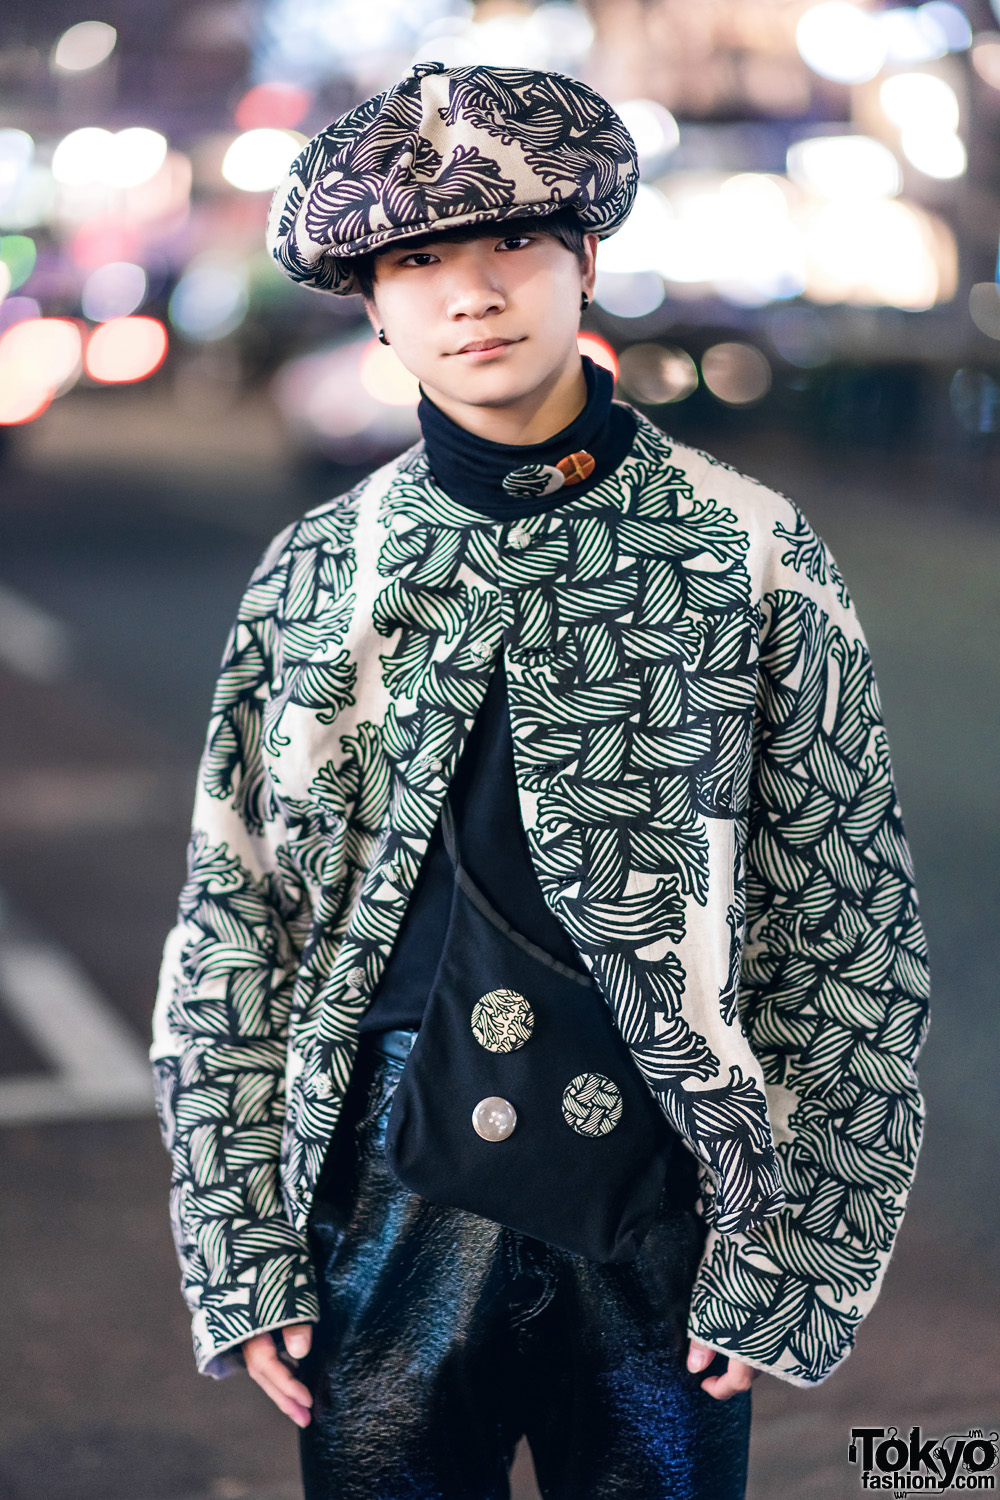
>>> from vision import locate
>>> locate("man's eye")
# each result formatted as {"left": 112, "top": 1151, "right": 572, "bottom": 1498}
{"left": 497, "top": 236, "right": 533, "bottom": 250}
{"left": 400, "top": 253, "right": 437, "bottom": 266}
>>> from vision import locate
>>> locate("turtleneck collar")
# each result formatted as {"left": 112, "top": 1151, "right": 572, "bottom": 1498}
{"left": 416, "top": 355, "right": 637, "bottom": 520}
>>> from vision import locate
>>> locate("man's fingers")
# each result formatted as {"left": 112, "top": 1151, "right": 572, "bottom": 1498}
{"left": 283, "top": 1324, "right": 312, "bottom": 1360}
{"left": 699, "top": 1361, "right": 759, "bottom": 1402}
{"left": 243, "top": 1331, "right": 314, "bottom": 1427}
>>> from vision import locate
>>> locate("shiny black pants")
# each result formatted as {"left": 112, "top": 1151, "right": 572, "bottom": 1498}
{"left": 299, "top": 1038, "right": 750, "bottom": 1500}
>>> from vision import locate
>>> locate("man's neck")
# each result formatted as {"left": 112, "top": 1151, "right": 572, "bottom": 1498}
{"left": 421, "top": 354, "right": 588, "bottom": 447}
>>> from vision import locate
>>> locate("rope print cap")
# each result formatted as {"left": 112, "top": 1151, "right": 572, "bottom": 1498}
{"left": 266, "top": 61, "right": 639, "bottom": 296}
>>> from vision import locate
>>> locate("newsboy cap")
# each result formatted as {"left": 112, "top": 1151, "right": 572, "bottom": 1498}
{"left": 266, "top": 61, "right": 638, "bottom": 297}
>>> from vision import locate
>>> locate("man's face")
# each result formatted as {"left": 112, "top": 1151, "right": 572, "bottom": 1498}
{"left": 366, "top": 228, "right": 598, "bottom": 416}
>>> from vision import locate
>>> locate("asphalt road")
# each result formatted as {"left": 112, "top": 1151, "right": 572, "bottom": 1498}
{"left": 0, "top": 421, "right": 997, "bottom": 1500}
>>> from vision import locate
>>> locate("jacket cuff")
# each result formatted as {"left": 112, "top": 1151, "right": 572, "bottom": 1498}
{"left": 189, "top": 1250, "right": 320, "bottom": 1378}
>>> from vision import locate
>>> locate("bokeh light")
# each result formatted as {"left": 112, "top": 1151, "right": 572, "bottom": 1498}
{"left": 899, "top": 128, "right": 967, "bottom": 179}
{"left": 796, "top": 2, "right": 886, "bottom": 83}
{"left": 169, "top": 262, "right": 249, "bottom": 341}
{"left": 102, "top": 128, "right": 169, "bottom": 189}
{"left": 919, "top": 3, "right": 972, "bottom": 51}
{"left": 880, "top": 73, "right": 961, "bottom": 132}
{"left": 618, "top": 344, "right": 697, "bottom": 404}
{"left": 0, "top": 130, "right": 34, "bottom": 210}
{"left": 802, "top": 198, "right": 952, "bottom": 309}
{"left": 876, "top": 7, "right": 948, "bottom": 63}
{"left": 968, "top": 282, "right": 1000, "bottom": 340}
{"left": 235, "top": 82, "right": 312, "bottom": 130}
{"left": 0, "top": 264, "right": 9, "bottom": 302}
{"left": 949, "top": 368, "right": 1000, "bottom": 432}
{"left": 0, "top": 317, "right": 83, "bottom": 389}
{"left": 359, "top": 340, "right": 421, "bottom": 406}
{"left": 701, "top": 343, "right": 772, "bottom": 406}
{"left": 81, "top": 262, "right": 148, "bottom": 322}
{"left": 0, "top": 362, "right": 52, "bottom": 424}
{"left": 0, "top": 297, "right": 41, "bottom": 335}
{"left": 595, "top": 185, "right": 674, "bottom": 276}
{"left": 0, "top": 235, "right": 37, "bottom": 291}
{"left": 613, "top": 100, "right": 679, "bottom": 172}
{"left": 221, "top": 129, "right": 303, "bottom": 191}
{"left": 971, "top": 35, "right": 1000, "bottom": 88}
{"left": 52, "top": 128, "right": 114, "bottom": 187}
{"left": 578, "top": 332, "right": 618, "bottom": 379}
{"left": 593, "top": 270, "right": 665, "bottom": 319}
{"left": 51, "top": 20, "right": 117, "bottom": 73}
{"left": 765, "top": 304, "right": 834, "bottom": 368}
{"left": 787, "top": 137, "right": 902, "bottom": 200}
{"left": 84, "top": 316, "right": 168, "bottom": 382}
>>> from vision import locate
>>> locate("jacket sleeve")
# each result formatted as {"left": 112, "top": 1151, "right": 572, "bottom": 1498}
{"left": 150, "top": 522, "right": 320, "bottom": 1377}
{"left": 687, "top": 500, "right": 930, "bottom": 1386}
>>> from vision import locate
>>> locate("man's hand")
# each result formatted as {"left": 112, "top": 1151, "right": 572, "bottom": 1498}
{"left": 243, "top": 1324, "right": 314, "bottom": 1427}
{"left": 687, "top": 1339, "right": 759, "bottom": 1400}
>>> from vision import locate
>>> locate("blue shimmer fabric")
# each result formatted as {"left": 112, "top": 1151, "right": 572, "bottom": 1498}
{"left": 299, "top": 1041, "right": 751, "bottom": 1500}
{"left": 357, "top": 360, "right": 631, "bottom": 1034}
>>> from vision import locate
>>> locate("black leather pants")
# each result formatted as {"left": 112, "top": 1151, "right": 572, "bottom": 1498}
{"left": 299, "top": 1037, "right": 750, "bottom": 1500}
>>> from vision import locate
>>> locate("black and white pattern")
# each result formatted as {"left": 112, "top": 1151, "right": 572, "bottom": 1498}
{"left": 151, "top": 412, "right": 928, "bottom": 1384}
{"left": 502, "top": 463, "right": 566, "bottom": 498}
{"left": 266, "top": 62, "right": 638, "bottom": 297}
{"left": 471, "top": 988, "right": 535, "bottom": 1052}
{"left": 562, "top": 1073, "right": 624, "bottom": 1136}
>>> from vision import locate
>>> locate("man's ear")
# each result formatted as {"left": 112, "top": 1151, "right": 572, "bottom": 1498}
{"left": 582, "top": 232, "right": 599, "bottom": 303}
{"left": 362, "top": 297, "right": 380, "bottom": 335}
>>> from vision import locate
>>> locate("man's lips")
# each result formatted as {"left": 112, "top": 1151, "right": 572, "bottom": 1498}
{"left": 452, "top": 337, "right": 521, "bottom": 355}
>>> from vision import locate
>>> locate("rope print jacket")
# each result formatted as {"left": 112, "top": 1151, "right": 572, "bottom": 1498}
{"left": 151, "top": 408, "right": 930, "bottom": 1386}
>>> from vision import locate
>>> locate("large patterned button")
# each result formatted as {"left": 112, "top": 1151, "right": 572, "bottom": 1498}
{"left": 472, "top": 1097, "right": 517, "bottom": 1141}
{"left": 471, "top": 988, "right": 534, "bottom": 1053}
{"left": 562, "top": 1073, "right": 623, "bottom": 1136}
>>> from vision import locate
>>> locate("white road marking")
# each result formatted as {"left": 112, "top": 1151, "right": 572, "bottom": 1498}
{"left": 0, "top": 932, "right": 153, "bottom": 1125}
{"left": 0, "top": 582, "right": 72, "bottom": 682}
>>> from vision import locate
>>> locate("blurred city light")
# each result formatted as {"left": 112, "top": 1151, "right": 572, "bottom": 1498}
{"left": 258, "top": 0, "right": 471, "bottom": 85}
{"left": 595, "top": 184, "right": 674, "bottom": 276}
{"left": 51, "top": 20, "right": 117, "bottom": 73}
{"left": 618, "top": 344, "right": 697, "bottom": 404}
{"left": 899, "top": 127, "right": 966, "bottom": 178}
{"left": 880, "top": 72, "right": 960, "bottom": 132}
{"left": 69, "top": 220, "right": 140, "bottom": 271}
{"left": 0, "top": 317, "right": 82, "bottom": 390}
{"left": 701, "top": 342, "right": 772, "bottom": 405}
{"left": 787, "top": 136, "right": 902, "bottom": 199}
{"left": 0, "top": 297, "right": 41, "bottom": 334}
{"left": 949, "top": 368, "right": 1000, "bottom": 431}
{"left": 876, "top": 7, "right": 948, "bottom": 63}
{"left": 235, "top": 82, "right": 312, "bottom": 130}
{"left": 577, "top": 332, "right": 618, "bottom": 379}
{"left": 169, "top": 262, "right": 249, "bottom": 340}
{"left": 593, "top": 270, "right": 665, "bottom": 318}
{"left": 359, "top": 340, "right": 421, "bottom": 405}
{"left": 654, "top": 175, "right": 804, "bottom": 305}
{"left": 221, "top": 129, "right": 303, "bottom": 191}
{"left": 796, "top": 3, "right": 885, "bottom": 83}
{"left": 102, "top": 129, "right": 169, "bottom": 189}
{"left": 0, "top": 130, "right": 34, "bottom": 210}
{"left": 0, "top": 362, "right": 52, "bottom": 424}
{"left": 970, "top": 35, "right": 1000, "bottom": 88}
{"left": 968, "top": 281, "right": 1000, "bottom": 339}
{"left": 52, "top": 127, "right": 168, "bottom": 190}
{"left": 612, "top": 100, "right": 679, "bottom": 173}
{"left": 0, "top": 264, "right": 9, "bottom": 302}
{"left": 919, "top": 3, "right": 972, "bottom": 51}
{"left": 0, "top": 235, "right": 37, "bottom": 290}
{"left": 273, "top": 335, "right": 421, "bottom": 462}
{"left": 84, "top": 316, "right": 168, "bottom": 382}
{"left": 52, "top": 128, "right": 114, "bottom": 187}
{"left": 81, "top": 261, "right": 148, "bottom": 322}
{"left": 803, "top": 198, "right": 952, "bottom": 308}
{"left": 765, "top": 303, "right": 834, "bottom": 368}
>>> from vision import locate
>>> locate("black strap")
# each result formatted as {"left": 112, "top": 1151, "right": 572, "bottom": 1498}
{"left": 439, "top": 796, "right": 593, "bottom": 988}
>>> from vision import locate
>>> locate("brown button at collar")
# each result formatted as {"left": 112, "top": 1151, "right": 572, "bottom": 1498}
{"left": 556, "top": 450, "right": 595, "bottom": 485}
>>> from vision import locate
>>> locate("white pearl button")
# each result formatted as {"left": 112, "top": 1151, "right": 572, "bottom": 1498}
{"left": 347, "top": 966, "right": 366, "bottom": 986}
{"left": 472, "top": 1096, "right": 517, "bottom": 1142}
{"left": 428, "top": 757, "right": 443, "bottom": 772}
{"left": 508, "top": 527, "right": 530, "bottom": 550}
{"left": 471, "top": 639, "right": 492, "bottom": 660}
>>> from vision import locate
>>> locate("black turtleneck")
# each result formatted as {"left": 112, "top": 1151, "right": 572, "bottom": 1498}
{"left": 359, "top": 358, "right": 636, "bottom": 1034}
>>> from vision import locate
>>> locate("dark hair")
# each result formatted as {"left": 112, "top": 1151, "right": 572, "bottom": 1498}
{"left": 348, "top": 208, "right": 588, "bottom": 301}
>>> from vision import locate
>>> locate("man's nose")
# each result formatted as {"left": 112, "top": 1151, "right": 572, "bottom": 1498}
{"left": 445, "top": 274, "right": 506, "bottom": 320}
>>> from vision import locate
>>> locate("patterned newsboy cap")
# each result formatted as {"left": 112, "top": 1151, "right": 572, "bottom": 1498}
{"left": 266, "top": 61, "right": 639, "bottom": 296}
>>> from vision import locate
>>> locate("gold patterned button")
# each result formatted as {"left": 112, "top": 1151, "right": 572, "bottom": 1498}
{"left": 562, "top": 1073, "right": 623, "bottom": 1136}
{"left": 472, "top": 1097, "right": 517, "bottom": 1141}
{"left": 471, "top": 988, "right": 534, "bottom": 1053}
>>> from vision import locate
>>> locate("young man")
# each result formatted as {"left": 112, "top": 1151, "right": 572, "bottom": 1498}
{"left": 152, "top": 63, "right": 929, "bottom": 1499}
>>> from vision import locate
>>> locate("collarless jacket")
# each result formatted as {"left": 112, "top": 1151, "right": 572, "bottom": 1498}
{"left": 152, "top": 409, "right": 929, "bottom": 1387}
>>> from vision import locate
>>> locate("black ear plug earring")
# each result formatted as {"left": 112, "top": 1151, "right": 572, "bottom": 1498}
{"left": 580, "top": 293, "right": 590, "bottom": 312}
{"left": 378, "top": 328, "right": 390, "bottom": 345}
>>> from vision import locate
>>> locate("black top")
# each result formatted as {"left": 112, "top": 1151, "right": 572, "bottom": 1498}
{"left": 358, "top": 358, "right": 636, "bottom": 1033}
